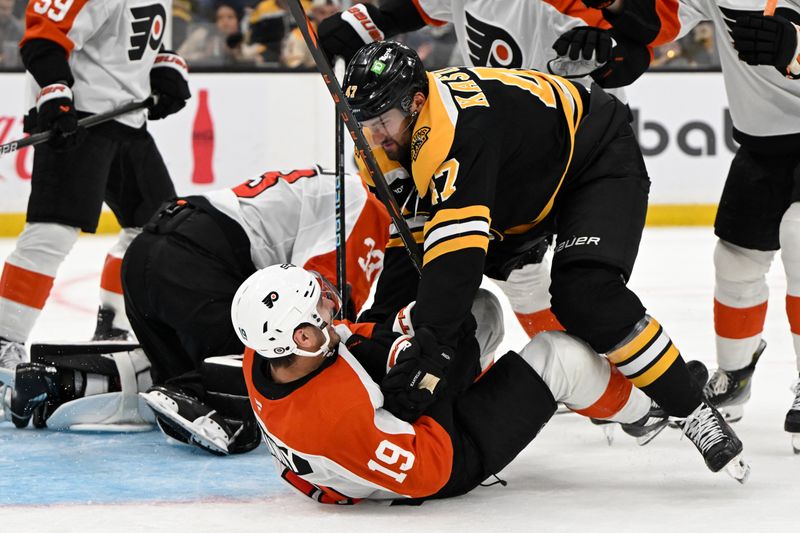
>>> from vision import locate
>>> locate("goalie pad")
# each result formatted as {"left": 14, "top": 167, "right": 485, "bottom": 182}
{"left": 29, "top": 341, "right": 154, "bottom": 431}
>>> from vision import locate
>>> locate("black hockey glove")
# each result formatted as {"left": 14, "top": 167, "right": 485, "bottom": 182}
{"left": 381, "top": 328, "right": 452, "bottom": 422}
{"left": 148, "top": 52, "right": 191, "bottom": 120}
{"left": 318, "top": 3, "right": 384, "bottom": 66}
{"left": 553, "top": 26, "right": 614, "bottom": 63}
{"left": 731, "top": 14, "right": 800, "bottom": 78}
{"left": 9, "top": 362, "right": 61, "bottom": 429}
{"left": 34, "top": 83, "right": 86, "bottom": 151}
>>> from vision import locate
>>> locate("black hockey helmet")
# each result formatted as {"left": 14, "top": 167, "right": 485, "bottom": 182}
{"left": 343, "top": 40, "right": 429, "bottom": 123}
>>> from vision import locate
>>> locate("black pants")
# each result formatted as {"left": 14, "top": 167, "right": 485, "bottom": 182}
{"left": 27, "top": 119, "right": 175, "bottom": 232}
{"left": 122, "top": 201, "right": 255, "bottom": 398}
{"left": 546, "top": 125, "right": 651, "bottom": 353}
{"left": 715, "top": 146, "right": 800, "bottom": 251}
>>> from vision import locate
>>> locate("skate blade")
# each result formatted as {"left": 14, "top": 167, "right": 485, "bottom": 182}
{"left": 792, "top": 434, "right": 800, "bottom": 455}
{"left": 724, "top": 454, "right": 750, "bottom": 484}
{"left": 140, "top": 392, "right": 230, "bottom": 455}
{"left": 635, "top": 422, "right": 669, "bottom": 447}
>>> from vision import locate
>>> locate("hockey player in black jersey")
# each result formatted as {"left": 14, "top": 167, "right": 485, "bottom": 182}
{"left": 343, "top": 40, "right": 750, "bottom": 481}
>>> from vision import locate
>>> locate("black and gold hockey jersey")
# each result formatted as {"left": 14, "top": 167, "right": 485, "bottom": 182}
{"left": 406, "top": 67, "right": 630, "bottom": 347}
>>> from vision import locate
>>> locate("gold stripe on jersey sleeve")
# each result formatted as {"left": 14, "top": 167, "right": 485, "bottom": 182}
{"left": 423, "top": 235, "right": 490, "bottom": 266}
{"left": 422, "top": 205, "right": 491, "bottom": 265}
{"left": 423, "top": 205, "right": 491, "bottom": 238}
{"left": 411, "top": 73, "right": 459, "bottom": 199}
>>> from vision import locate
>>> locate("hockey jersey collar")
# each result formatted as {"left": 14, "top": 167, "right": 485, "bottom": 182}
{"left": 251, "top": 350, "right": 340, "bottom": 401}
{"left": 410, "top": 71, "right": 459, "bottom": 198}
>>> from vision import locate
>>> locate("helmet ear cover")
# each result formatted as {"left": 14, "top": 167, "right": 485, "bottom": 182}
{"left": 343, "top": 40, "right": 428, "bottom": 123}
{"left": 231, "top": 265, "right": 342, "bottom": 359}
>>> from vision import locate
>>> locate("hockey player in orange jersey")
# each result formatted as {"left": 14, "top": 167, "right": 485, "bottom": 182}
{"left": 230, "top": 264, "right": 684, "bottom": 504}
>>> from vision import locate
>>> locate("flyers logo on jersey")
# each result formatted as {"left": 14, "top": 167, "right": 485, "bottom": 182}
{"left": 465, "top": 11, "right": 522, "bottom": 68}
{"left": 411, "top": 127, "right": 430, "bottom": 162}
{"left": 128, "top": 4, "right": 167, "bottom": 61}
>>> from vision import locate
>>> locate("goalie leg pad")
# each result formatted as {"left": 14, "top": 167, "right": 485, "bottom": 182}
{"left": 29, "top": 342, "right": 154, "bottom": 431}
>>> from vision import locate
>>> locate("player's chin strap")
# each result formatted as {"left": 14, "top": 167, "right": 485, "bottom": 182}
{"left": 293, "top": 322, "right": 336, "bottom": 358}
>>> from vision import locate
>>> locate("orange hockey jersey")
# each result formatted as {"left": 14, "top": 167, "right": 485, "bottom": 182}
{"left": 242, "top": 324, "right": 455, "bottom": 504}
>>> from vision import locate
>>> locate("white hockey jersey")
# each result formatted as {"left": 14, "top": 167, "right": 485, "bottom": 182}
{"left": 413, "top": 0, "right": 629, "bottom": 97}
{"left": 664, "top": 0, "right": 800, "bottom": 146}
{"left": 203, "top": 166, "right": 390, "bottom": 312}
{"left": 242, "top": 324, "right": 454, "bottom": 504}
{"left": 21, "top": 0, "right": 172, "bottom": 128}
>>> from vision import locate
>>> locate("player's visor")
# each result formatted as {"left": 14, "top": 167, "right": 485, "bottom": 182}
{"left": 308, "top": 270, "right": 343, "bottom": 323}
{"left": 360, "top": 108, "right": 414, "bottom": 150}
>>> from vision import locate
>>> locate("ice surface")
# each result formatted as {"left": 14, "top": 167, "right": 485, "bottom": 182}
{"left": 0, "top": 229, "right": 795, "bottom": 532}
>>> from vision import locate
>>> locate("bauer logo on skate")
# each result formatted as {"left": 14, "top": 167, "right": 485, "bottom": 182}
{"left": 554, "top": 236, "right": 600, "bottom": 253}
{"left": 128, "top": 4, "right": 167, "bottom": 61}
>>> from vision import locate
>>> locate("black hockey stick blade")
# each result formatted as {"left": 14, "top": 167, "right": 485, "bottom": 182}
{"left": 285, "top": 0, "right": 422, "bottom": 275}
{"left": 0, "top": 97, "right": 155, "bottom": 157}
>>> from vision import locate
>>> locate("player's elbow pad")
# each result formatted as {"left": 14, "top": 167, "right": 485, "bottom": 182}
{"left": 590, "top": 37, "right": 651, "bottom": 88}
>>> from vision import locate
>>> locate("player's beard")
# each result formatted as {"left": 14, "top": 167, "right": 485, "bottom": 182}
{"left": 382, "top": 116, "right": 415, "bottom": 169}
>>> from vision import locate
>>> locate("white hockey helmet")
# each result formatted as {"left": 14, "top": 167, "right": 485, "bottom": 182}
{"left": 231, "top": 264, "right": 342, "bottom": 359}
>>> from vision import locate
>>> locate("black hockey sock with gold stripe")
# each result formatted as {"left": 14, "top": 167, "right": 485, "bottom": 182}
{"left": 607, "top": 315, "right": 702, "bottom": 417}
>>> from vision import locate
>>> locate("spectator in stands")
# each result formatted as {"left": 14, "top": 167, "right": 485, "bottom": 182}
{"left": 683, "top": 22, "right": 719, "bottom": 68}
{"left": 282, "top": 0, "right": 341, "bottom": 68}
{"left": 179, "top": 3, "right": 263, "bottom": 66}
{"left": 248, "top": 0, "right": 289, "bottom": 64}
{"left": 0, "top": 0, "right": 23, "bottom": 67}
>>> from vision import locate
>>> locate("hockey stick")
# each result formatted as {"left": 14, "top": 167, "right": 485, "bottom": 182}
{"left": 0, "top": 97, "right": 155, "bottom": 157}
{"left": 334, "top": 59, "right": 349, "bottom": 314}
{"left": 285, "top": 0, "right": 423, "bottom": 275}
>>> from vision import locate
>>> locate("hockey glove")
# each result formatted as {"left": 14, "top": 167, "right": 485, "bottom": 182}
{"left": 553, "top": 26, "right": 614, "bottom": 63}
{"left": 148, "top": 52, "right": 191, "bottom": 120}
{"left": 381, "top": 328, "right": 452, "bottom": 422}
{"left": 318, "top": 4, "right": 386, "bottom": 65}
{"left": 9, "top": 363, "right": 60, "bottom": 429}
{"left": 34, "top": 83, "right": 86, "bottom": 151}
{"left": 731, "top": 14, "right": 800, "bottom": 78}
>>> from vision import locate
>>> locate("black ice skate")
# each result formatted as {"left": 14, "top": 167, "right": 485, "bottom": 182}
{"left": 704, "top": 339, "right": 767, "bottom": 423}
{"left": 681, "top": 400, "right": 749, "bottom": 483}
{"left": 785, "top": 375, "right": 800, "bottom": 454}
{"left": 141, "top": 385, "right": 241, "bottom": 455}
{"left": 0, "top": 336, "right": 26, "bottom": 382}
{"left": 92, "top": 306, "right": 132, "bottom": 342}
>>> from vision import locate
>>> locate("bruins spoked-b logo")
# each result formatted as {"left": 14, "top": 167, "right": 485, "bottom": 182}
{"left": 128, "top": 4, "right": 167, "bottom": 61}
{"left": 411, "top": 127, "right": 431, "bottom": 162}
{"left": 465, "top": 11, "right": 522, "bottom": 68}
{"left": 262, "top": 291, "right": 279, "bottom": 309}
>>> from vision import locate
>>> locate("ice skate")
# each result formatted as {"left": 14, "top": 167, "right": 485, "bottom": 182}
{"left": 92, "top": 306, "right": 133, "bottom": 342}
{"left": 705, "top": 339, "right": 766, "bottom": 423}
{"left": 141, "top": 385, "right": 239, "bottom": 455}
{"left": 620, "top": 401, "right": 669, "bottom": 446}
{"left": 785, "top": 375, "right": 800, "bottom": 454}
{"left": 681, "top": 400, "right": 750, "bottom": 483}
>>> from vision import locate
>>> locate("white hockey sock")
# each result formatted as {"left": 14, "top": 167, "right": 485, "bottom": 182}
{"left": 714, "top": 239, "right": 774, "bottom": 371}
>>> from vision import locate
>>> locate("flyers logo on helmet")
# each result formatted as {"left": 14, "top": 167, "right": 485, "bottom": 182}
{"left": 263, "top": 291, "right": 279, "bottom": 309}
{"left": 465, "top": 11, "right": 523, "bottom": 68}
{"left": 128, "top": 4, "right": 167, "bottom": 61}
{"left": 411, "top": 127, "right": 431, "bottom": 162}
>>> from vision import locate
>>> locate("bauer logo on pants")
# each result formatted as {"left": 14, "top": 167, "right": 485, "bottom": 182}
{"left": 554, "top": 236, "right": 600, "bottom": 254}
{"left": 128, "top": 4, "right": 167, "bottom": 61}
